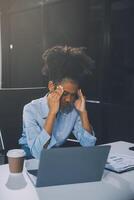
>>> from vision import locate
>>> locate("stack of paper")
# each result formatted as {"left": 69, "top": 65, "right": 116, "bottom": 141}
{"left": 105, "top": 153, "right": 134, "bottom": 173}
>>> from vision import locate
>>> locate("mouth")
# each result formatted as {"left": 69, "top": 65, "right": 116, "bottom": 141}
{"left": 60, "top": 103, "right": 73, "bottom": 113}
{"left": 62, "top": 102, "right": 72, "bottom": 107}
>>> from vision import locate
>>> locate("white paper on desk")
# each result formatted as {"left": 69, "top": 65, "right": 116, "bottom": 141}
{"left": 25, "top": 159, "right": 39, "bottom": 186}
{"left": 105, "top": 153, "right": 134, "bottom": 173}
{"left": 25, "top": 159, "right": 39, "bottom": 170}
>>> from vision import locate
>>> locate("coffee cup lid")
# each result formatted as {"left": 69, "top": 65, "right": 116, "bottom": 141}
{"left": 7, "top": 149, "right": 26, "bottom": 158}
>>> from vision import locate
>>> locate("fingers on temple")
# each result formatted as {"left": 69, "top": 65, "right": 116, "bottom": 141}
{"left": 56, "top": 85, "right": 64, "bottom": 96}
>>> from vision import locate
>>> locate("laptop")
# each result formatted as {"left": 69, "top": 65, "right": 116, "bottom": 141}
{"left": 26, "top": 145, "right": 110, "bottom": 187}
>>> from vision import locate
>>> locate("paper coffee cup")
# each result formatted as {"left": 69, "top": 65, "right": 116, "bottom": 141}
{"left": 7, "top": 149, "right": 26, "bottom": 174}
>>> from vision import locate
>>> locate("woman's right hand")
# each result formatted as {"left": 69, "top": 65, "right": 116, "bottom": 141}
{"left": 47, "top": 85, "right": 64, "bottom": 114}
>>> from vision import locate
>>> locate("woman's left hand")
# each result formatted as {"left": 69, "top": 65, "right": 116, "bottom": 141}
{"left": 74, "top": 89, "right": 86, "bottom": 112}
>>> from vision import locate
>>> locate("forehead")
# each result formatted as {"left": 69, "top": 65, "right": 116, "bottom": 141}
{"left": 60, "top": 81, "right": 78, "bottom": 93}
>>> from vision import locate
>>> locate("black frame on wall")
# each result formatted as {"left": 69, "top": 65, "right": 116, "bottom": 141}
{"left": 0, "top": 0, "right": 92, "bottom": 89}
{"left": 0, "top": 0, "right": 108, "bottom": 100}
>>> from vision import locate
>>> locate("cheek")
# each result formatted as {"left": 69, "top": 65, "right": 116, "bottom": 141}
{"left": 60, "top": 97, "right": 65, "bottom": 104}
{"left": 72, "top": 98, "right": 76, "bottom": 103}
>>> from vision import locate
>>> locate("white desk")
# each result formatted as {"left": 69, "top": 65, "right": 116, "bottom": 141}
{"left": 1, "top": 141, "right": 134, "bottom": 200}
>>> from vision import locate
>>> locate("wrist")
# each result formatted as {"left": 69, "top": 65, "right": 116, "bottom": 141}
{"left": 79, "top": 109, "right": 87, "bottom": 114}
{"left": 48, "top": 110, "right": 57, "bottom": 116}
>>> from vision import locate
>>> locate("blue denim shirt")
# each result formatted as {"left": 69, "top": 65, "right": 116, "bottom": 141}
{"left": 19, "top": 95, "right": 96, "bottom": 159}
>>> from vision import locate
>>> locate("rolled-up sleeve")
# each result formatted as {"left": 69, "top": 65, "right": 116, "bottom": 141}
{"left": 23, "top": 104, "right": 56, "bottom": 158}
{"left": 72, "top": 115, "right": 97, "bottom": 147}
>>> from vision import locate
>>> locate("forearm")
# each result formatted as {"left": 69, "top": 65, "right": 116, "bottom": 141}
{"left": 45, "top": 85, "right": 63, "bottom": 136}
{"left": 44, "top": 111, "right": 57, "bottom": 136}
{"left": 79, "top": 111, "right": 92, "bottom": 133}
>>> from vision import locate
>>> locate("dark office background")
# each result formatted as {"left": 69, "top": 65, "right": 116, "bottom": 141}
{"left": 0, "top": 0, "right": 134, "bottom": 152}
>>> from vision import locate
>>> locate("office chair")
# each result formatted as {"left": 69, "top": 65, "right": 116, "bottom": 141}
{"left": 0, "top": 130, "right": 5, "bottom": 164}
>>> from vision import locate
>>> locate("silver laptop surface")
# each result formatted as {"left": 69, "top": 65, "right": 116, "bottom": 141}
{"left": 26, "top": 145, "right": 110, "bottom": 187}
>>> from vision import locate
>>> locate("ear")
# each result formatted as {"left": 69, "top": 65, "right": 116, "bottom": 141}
{"left": 48, "top": 81, "right": 55, "bottom": 92}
